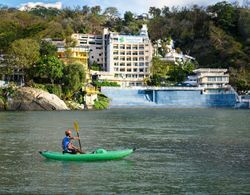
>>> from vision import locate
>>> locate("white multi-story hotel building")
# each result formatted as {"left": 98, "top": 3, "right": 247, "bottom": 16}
{"left": 72, "top": 25, "right": 153, "bottom": 86}
{"left": 103, "top": 25, "right": 153, "bottom": 86}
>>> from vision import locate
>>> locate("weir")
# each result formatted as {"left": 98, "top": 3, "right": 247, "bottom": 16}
{"left": 101, "top": 87, "right": 237, "bottom": 108}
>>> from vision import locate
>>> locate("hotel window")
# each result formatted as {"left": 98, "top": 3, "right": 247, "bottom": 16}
{"left": 132, "top": 52, "right": 138, "bottom": 55}
{"left": 114, "top": 68, "right": 119, "bottom": 71}
{"left": 145, "top": 56, "right": 149, "bottom": 61}
{"left": 145, "top": 68, "right": 148, "bottom": 72}
{"left": 139, "top": 51, "right": 144, "bottom": 55}
{"left": 114, "top": 62, "right": 119, "bottom": 66}
{"left": 127, "top": 68, "right": 132, "bottom": 72}
{"left": 132, "top": 74, "right": 138, "bottom": 78}
{"left": 126, "top": 74, "right": 131, "bottom": 78}
{"left": 139, "top": 62, "right": 144, "bottom": 66}
{"left": 139, "top": 68, "right": 144, "bottom": 72}
{"left": 120, "top": 57, "right": 125, "bottom": 61}
{"left": 139, "top": 74, "right": 144, "bottom": 78}
{"left": 120, "top": 45, "right": 125, "bottom": 49}
{"left": 145, "top": 62, "right": 149, "bottom": 66}
{"left": 113, "top": 57, "right": 119, "bottom": 60}
{"left": 208, "top": 77, "right": 216, "bottom": 81}
{"left": 139, "top": 57, "right": 144, "bottom": 61}
{"left": 133, "top": 62, "right": 138, "bottom": 66}
{"left": 126, "top": 45, "right": 131, "bottom": 49}
{"left": 120, "top": 63, "right": 125, "bottom": 66}
{"left": 133, "top": 57, "right": 138, "bottom": 61}
{"left": 132, "top": 45, "right": 138, "bottom": 50}
{"left": 113, "top": 51, "right": 118, "bottom": 55}
{"left": 126, "top": 51, "right": 131, "bottom": 55}
{"left": 127, "top": 57, "right": 131, "bottom": 61}
{"left": 127, "top": 63, "right": 132, "bottom": 66}
{"left": 139, "top": 45, "right": 144, "bottom": 50}
{"left": 113, "top": 45, "right": 118, "bottom": 49}
{"left": 217, "top": 77, "right": 222, "bottom": 81}
{"left": 133, "top": 68, "right": 138, "bottom": 72}
{"left": 120, "top": 51, "right": 125, "bottom": 55}
{"left": 120, "top": 68, "right": 125, "bottom": 72}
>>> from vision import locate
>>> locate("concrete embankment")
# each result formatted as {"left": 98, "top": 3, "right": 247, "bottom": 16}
{"left": 101, "top": 87, "right": 237, "bottom": 108}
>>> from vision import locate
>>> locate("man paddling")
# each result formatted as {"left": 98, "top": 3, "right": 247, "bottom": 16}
{"left": 62, "top": 129, "right": 86, "bottom": 154}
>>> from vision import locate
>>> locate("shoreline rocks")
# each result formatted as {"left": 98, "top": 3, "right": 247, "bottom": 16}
{"left": 6, "top": 87, "right": 69, "bottom": 111}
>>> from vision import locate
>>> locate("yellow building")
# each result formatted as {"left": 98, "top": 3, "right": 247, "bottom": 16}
{"left": 57, "top": 46, "right": 88, "bottom": 66}
{"left": 57, "top": 46, "right": 91, "bottom": 81}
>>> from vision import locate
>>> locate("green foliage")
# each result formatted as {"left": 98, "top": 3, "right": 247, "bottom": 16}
{"left": 93, "top": 93, "right": 110, "bottom": 109}
{"left": 30, "top": 82, "right": 48, "bottom": 91}
{"left": 39, "top": 40, "right": 57, "bottom": 57}
{"left": 150, "top": 57, "right": 172, "bottom": 78}
{"left": 7, "top": 38, "right": 40, "bottom": 69}
{"left": 90, "top": 61, "right": 102, "bottom": 71}
{"left": 149, "top": 57, "right": 195, "bottom": 86}
{"left": 34, "top": 56, "right": 64, "bottom": 84}
{"left": 63, "top": 63, "right": 86, "bottom": 97}
{"left": 46, "top": 84, "right": 62, "bottom": 98}
{"left": 168, "top": 66, "right": 187, "bottom": 83}
{"left": 207, "top": 1, "right": 238, "bottom": 34}
{"left": 93, "top": 80, "right": 120, "bottom": 87}
{"left": 124, "top": 11, "right": 134, "bottom": 25}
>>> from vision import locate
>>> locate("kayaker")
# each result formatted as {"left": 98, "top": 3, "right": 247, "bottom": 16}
{"left": 62, "top": 129, "right": 86, "bottom": 154}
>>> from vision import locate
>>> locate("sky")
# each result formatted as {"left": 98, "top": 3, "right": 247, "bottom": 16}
{"left": 0, "top": 0, "right": 243, "bottom": 14}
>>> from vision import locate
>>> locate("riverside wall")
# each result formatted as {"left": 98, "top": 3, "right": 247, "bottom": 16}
{"left": 101, "top": 87, "right": 237, "bottom": 108}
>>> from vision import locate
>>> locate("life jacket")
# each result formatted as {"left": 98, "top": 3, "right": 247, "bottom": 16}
{"left": 62, "top": 136, "right": 70, "bottom": 151}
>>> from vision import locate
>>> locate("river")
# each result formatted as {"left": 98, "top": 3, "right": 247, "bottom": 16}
{"left": 0, "top": 108, "right": 250, "bottom": 194}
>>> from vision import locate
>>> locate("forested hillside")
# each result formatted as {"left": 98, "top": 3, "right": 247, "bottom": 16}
{"left": 0, "top": 1, "right": 249, "bottom": 90}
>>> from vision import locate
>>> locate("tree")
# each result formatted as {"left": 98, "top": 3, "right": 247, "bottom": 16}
{"left": 149, "top": 7, "right": 161, "bottom": 18}
{"left": 103, "top": 7, "right": 120, "bottom": 20}
{"left": 148, "top": 57, "right": 173, "bottom": 86}
{"left": 207, "top": 1, "right": 238, "bottom": 34}
{"left": 91, "top": 6, "right": 101, "bottom": 15}
{"left": 7, "top": 38, "right": 40, "bottom": 70}
{"left": 34, "top": 56, "right": 64, "bottom": 84}
{"left": 39, "top": 40, "right": 57, "bottom": 57}
{"left": 124, "top": 11, "right": 134, "bottom": 24}
{"left": 63, "top": 63, "right": 86, "bottom": 95}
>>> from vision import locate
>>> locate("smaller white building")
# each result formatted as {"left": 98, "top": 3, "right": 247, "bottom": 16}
{"left": 193, "top": 68, "right": 229, "bottom": 88}
{"left": 155, "top": 38, "right": 195, "bottom": 65}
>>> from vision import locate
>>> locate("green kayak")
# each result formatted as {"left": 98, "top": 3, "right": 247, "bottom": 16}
{"left": 39, "top": 148, "right": 134, "bottom": 161}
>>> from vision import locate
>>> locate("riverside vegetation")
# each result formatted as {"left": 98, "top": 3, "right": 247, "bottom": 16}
{"left": 0, "top": 1, "right": 249, "bottom": 109}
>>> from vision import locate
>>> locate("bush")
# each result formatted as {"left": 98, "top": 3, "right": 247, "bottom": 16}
{"left": 93, "top": 93, "right": 110, "bottom": 109}
{"left": 32, "top": 83, "right": 48, "bottom": 91}
{"left": 93, "top": 80, "right": 120, "bottom": 87}
{"left": 46, "top": 84, "right": 62, "bottom": 98}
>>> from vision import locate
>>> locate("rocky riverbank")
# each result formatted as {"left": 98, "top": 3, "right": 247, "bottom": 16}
{"left": 0, "top": 87, "right": 69, "bottom": 111}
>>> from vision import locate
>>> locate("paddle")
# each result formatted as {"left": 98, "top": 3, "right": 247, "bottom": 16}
{"left": 73, "top": 121, "right": 82, "bottom": 152}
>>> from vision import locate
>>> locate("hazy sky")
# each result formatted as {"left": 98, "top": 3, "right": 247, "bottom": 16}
{"left": 1, "top": 0, "right": 243, "bottom": 14}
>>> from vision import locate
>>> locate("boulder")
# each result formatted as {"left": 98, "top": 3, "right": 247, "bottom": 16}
{"left": 7, "top": 87, "right": 69, "bottom": 111}
{"left": 0, "top": 97, "right": 5, "bottom": 110}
